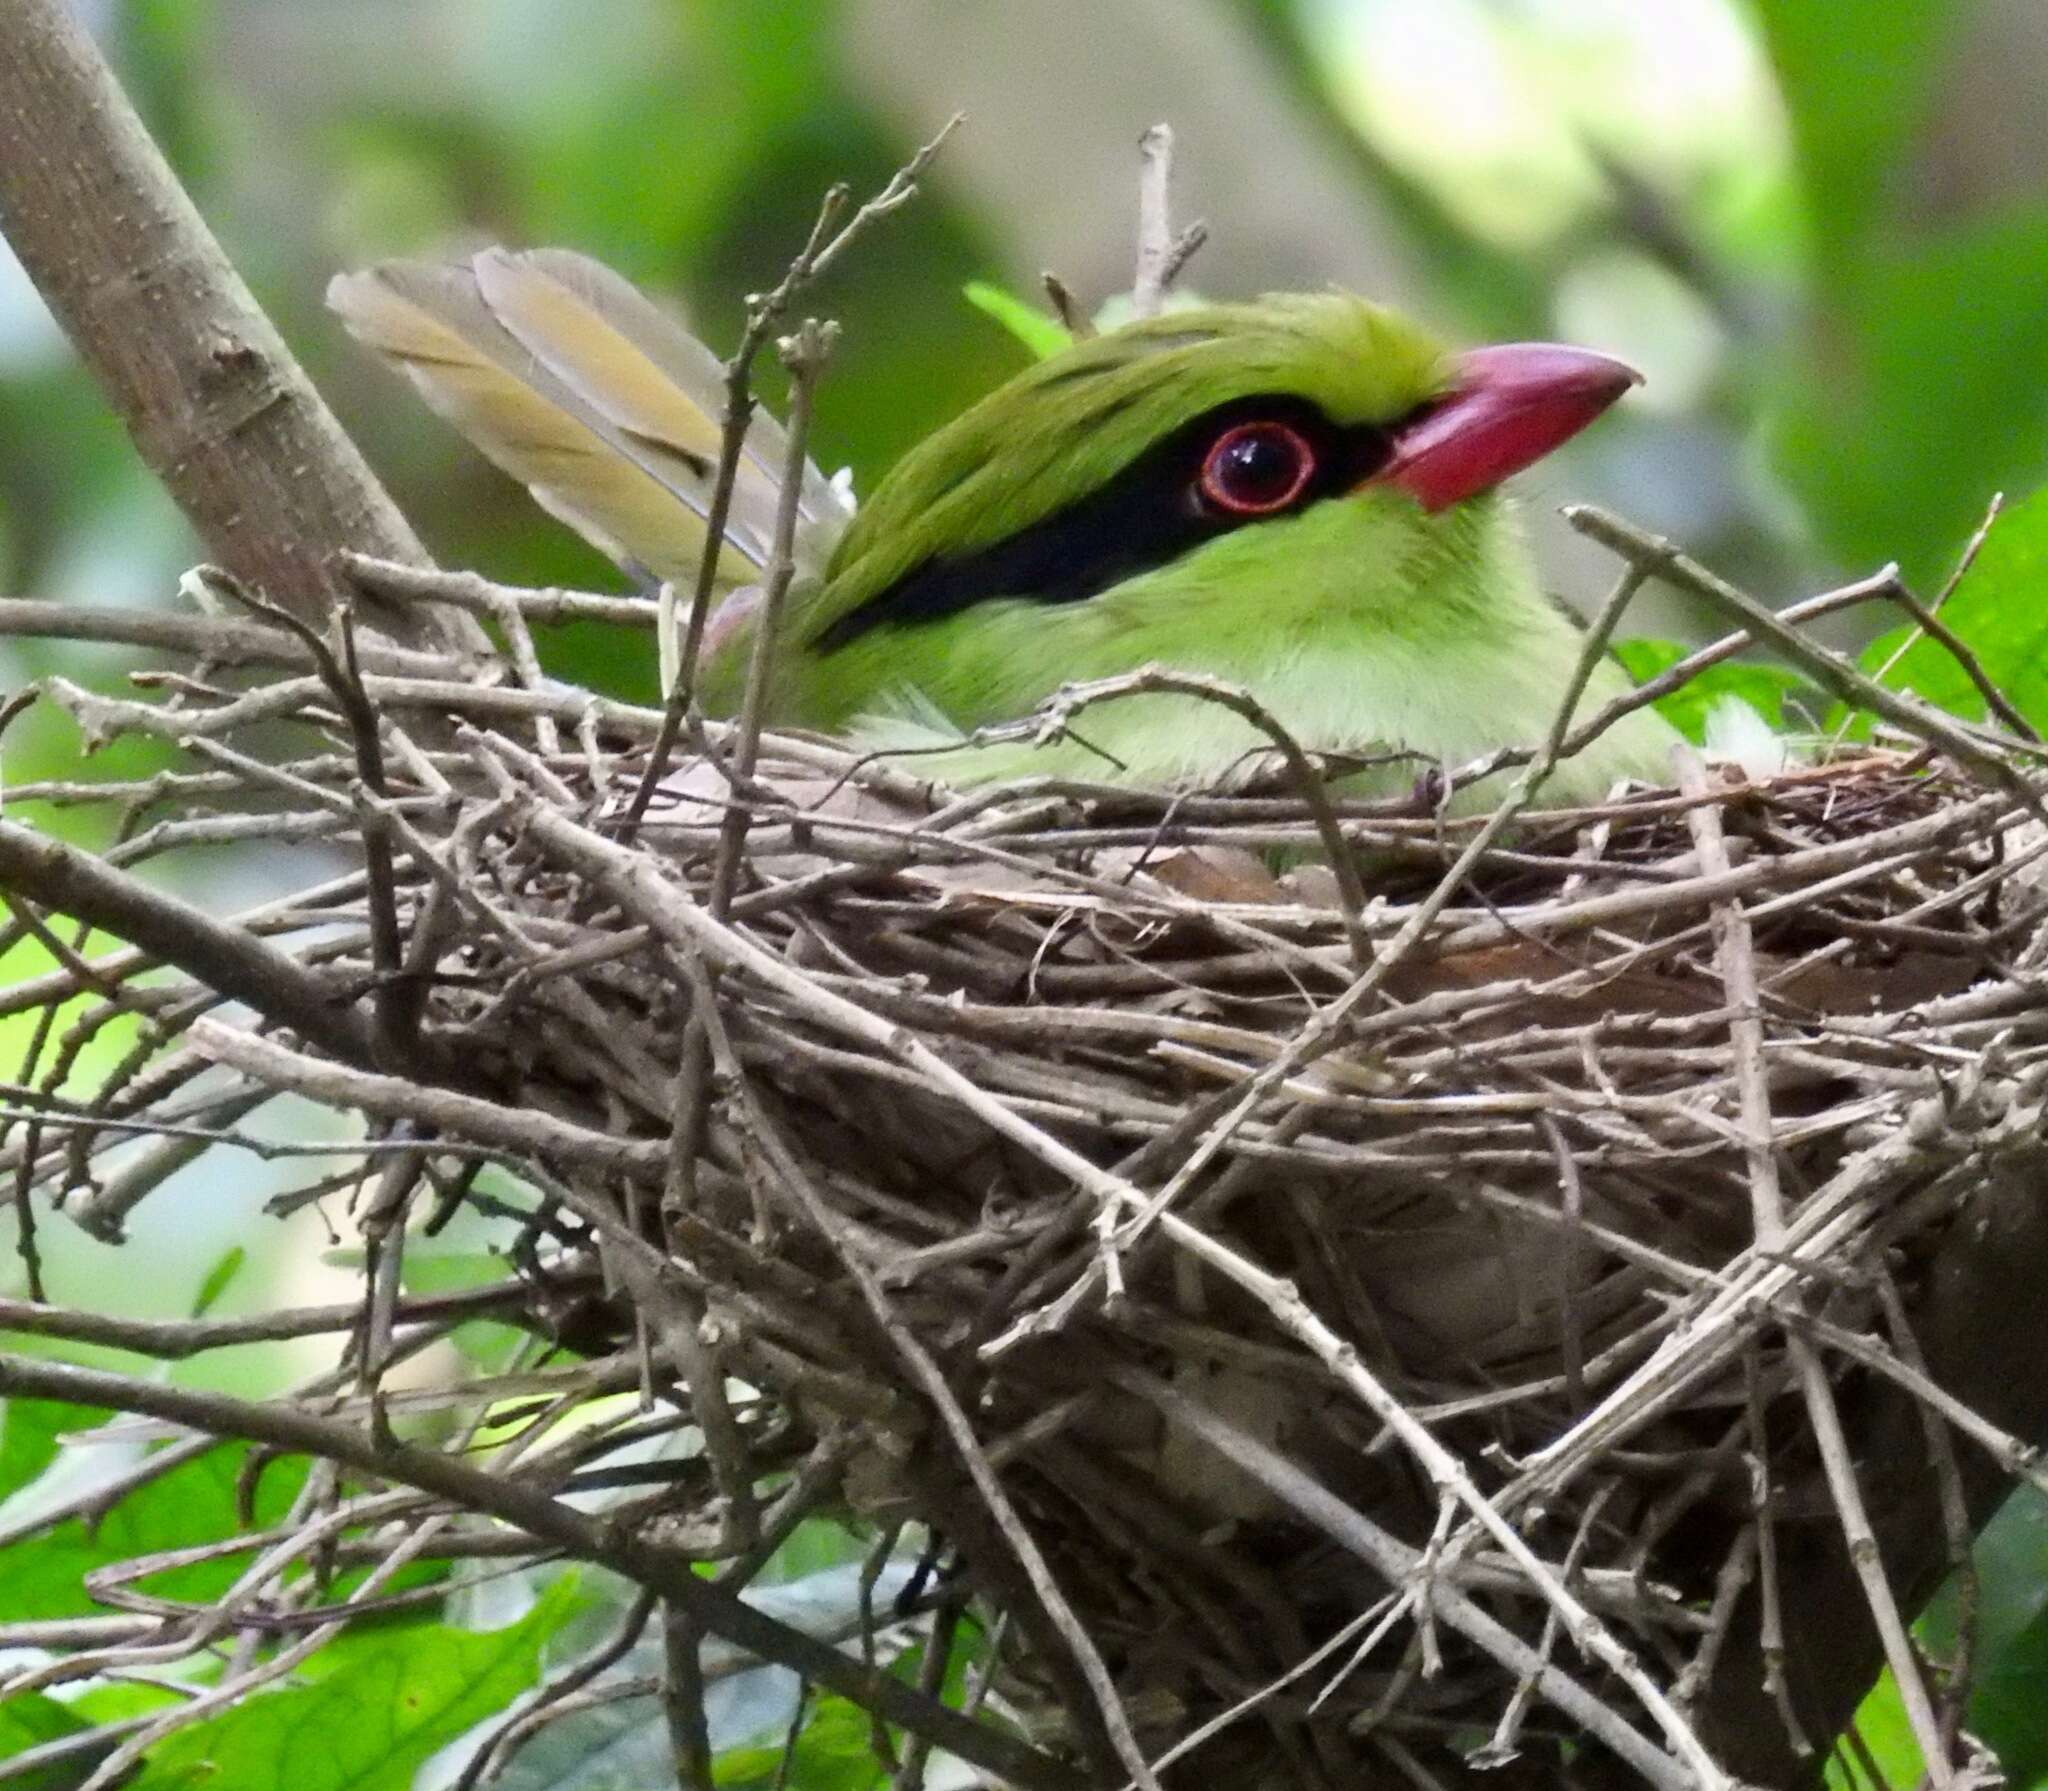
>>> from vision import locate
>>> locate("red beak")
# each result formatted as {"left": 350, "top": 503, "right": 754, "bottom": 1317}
{"left": 1377, "top": 343, "right": 1641, "bottom": 514}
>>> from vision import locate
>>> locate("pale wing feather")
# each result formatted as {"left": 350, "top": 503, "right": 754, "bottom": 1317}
{"left": 329, "top": 260, "right": 737, "bottom": 582}
{"left": 330, "top": 253, "right": 849, "bottom": 586}
{"left": 511, "top": 249, "right": 842, "bottom": 523}
{"left": 473, "top": 250, "right": 843, "bottom": 569}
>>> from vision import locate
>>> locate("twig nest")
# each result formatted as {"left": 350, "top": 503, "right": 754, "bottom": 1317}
{"left": 457, "top": 735, "right": 2030, "bottom": 1740}
{"left": 22, "top": 613, "right": 2048, "bottom": 1784}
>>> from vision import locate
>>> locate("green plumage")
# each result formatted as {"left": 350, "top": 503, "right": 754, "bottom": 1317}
{"left": 335, "top": 251, "right": 1674, "bottom": 801}
{"left": 701, "top": 291, "right": 1676, "bottom": 802}
{"left": 815, "top": 294, "right": 1449, "bottom": 640}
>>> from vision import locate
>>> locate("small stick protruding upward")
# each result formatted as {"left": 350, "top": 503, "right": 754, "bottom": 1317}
{"left": 619, "top": 114, "right": 962, "bottom": 836}
{"left": 1131, "top": 123, "right": 1208, "bottom": 318}
{"left": 1042, "top": 271, "right": 1096, "bottom": 340}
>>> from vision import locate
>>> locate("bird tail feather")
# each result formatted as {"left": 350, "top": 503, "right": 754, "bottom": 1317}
{"left": 327, "top": 248, "right": 849, "bottom": 595}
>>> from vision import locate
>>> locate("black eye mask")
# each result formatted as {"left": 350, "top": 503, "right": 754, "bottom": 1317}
{"left": 808, "top": 395, "right": 1398, "bottom": 655}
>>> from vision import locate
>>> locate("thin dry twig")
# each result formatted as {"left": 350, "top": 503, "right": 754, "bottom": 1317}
{"left": 1567, "top": 505, "right": 2048, "bottom": 824}
{"left": 1679, "top": 747, "right": 1951, "bottom": 1785}
{"left": 1114, "top": 1366, "right": 1702, "bottom": 1791}
{"left": 0, "top": 1351, "right": 1083, "bottom": 1791}
{"left": 1130, "top": 125, "right": 1205, "bottom": 317}
{"left": 620, "top": 115, "right": 962, "bottom": 831}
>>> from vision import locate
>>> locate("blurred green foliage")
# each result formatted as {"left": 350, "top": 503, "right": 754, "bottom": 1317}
{"left": 0, "top": 1397, "right": 308, "bottom": 1621}
{"left": 1759, "top": 0, "right": 2048, "bottom": 588}
{"left": 7, "top": 1, "right": 2048, "bottom": 1785}
{"left": 126, "top": 1575, "right": 583, "bottom": 1791}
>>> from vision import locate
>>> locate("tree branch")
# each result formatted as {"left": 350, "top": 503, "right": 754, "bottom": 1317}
{"left": 0, "top": 0, "right": 483, "bottom": 657}
{"left": 0, "top": 820, "right": 374, "bottom": 1068}
{"left": 0, "top": 1351, "right": 1086, "bottom": 1791}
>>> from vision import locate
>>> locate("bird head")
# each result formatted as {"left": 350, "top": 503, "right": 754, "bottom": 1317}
{"left": 819, "top": 297, "right": 1635, "bottom": 623}
{"left": 780, "top": 295, "right": 1650, "bottom": 790}
{"left": 328, "top": 249, "right": 1660, "bottom": 796}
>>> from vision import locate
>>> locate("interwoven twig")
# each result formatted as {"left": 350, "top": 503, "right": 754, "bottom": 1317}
{"left": 2, "top": 497, "right": 2046, "bottom": 1789}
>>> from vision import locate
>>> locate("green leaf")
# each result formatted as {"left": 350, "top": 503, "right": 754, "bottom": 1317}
{"left": 1821, "top": 1505, "right": 2048, "bottom": 1791}
{"left": 714, "top": 1694, "right": 885, "bottom": 1791}
{"left": 0, "top": 1396, "right": 99, "bottom": 1500}
{"left": 714, "top": 1606, "right": 989, "bottom": 1790}
{"left": 70, "top": 1680, "right": 189, "bottom": 1726}
{"left": 1826, "top": 1486, "right": 2048, "bottom": 1784}
{"left": 189, "top": 1247, "right": 247, "bottom": 1320}
{"left": 1859, "top": 482, "right": 2048, "bottom": 731}
{"left": 1919, "top": 1486, "right": 2048, "bottom": 1784}
{"left": 0, "top": 1403, "right": 306, "bottom": 1621}
{"left": 0, "top": 1688, "right": 92, "bottom": 1790}
{"left": 1612, "top": 640, "right": 1814, "bottom": 742}
{"left": 757, "top": 1517, "right": 869, "bottom": 1585}
{"left": 398, "top": 1251, "right": 510, "bottom": 1296}
{"left": 127, "top": 1575, "right": 583, "bottom": 1791}
{"left": 1824, "top": 1668, "right": 1923, "bottom": 1788}
{"left": 962, "top": 281, "right": 1071, "bottom": 362}
{"left": 400, "top": 1252, "right": 527, "bottom": 1373}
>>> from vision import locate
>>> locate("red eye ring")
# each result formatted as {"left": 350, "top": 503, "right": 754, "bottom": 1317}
{"left": 1198, "top": 420, "right": 1316, "bottom": 517}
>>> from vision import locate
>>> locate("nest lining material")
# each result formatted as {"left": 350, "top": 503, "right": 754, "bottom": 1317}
{"left": 7, "top": 588, "right": 2048, "bottom": 1789}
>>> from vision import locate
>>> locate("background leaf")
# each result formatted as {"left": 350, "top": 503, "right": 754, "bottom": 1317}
{"left": 127, "top": 1575, "right": 583, "bottom": 1791}
{"left": 0, "top": 1401, "right": 306, "bottom": 1622}
{"left": 1858, "top": 483, "right": 2048, "bottom": 732}
{"left": 1751, "top": 0, "right": 1958, "bottom": 267}
{"left": 1755, "top": 0, "right": 2048, "bottom": 584}
{"left": 961, "top": 281, "right": 1072, "bottom": 361}
{"left": 0, "top": 1689, "right": 93, "bottom": 1790}
{"left": 1612, "top": 639, "right": 1815, "bottom": 741}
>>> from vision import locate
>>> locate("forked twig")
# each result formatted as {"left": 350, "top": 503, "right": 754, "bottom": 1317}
{"left": 620, "top": 115, "right": 962, "bottom": 832}
{"left": 1131, "top": 124, "right": 1206, "bottom": 317}
{"left": 0, "top": 1351, "right": 1085, "bottom": 1791}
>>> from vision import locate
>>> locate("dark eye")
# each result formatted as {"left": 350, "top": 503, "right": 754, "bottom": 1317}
{"left": 1198, "top": 420, "right": 1316, "bottom": 517}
